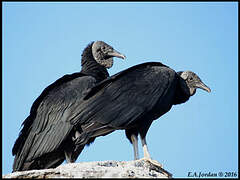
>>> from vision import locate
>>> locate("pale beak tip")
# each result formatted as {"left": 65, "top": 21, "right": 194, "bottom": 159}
{"left": 207, "top": 88, "right": 211, "bottom": 93}
{"left": 122, "top": 55, "right": 126, "bottom": 60}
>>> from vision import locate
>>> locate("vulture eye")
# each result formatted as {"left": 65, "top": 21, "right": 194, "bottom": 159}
{"left": 102, "top": 46, "right": 105, "bottom": 50}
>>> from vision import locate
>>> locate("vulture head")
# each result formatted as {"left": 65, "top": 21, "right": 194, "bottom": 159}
{"left": 92, "top": 41, "right": 126, "bottom": 68}
{"left": 180, "top": 71, "right": 211, "bottom": 96}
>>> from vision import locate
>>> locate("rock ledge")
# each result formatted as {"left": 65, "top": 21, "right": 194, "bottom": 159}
{"left": 3, "top": 159, "right": 172, "bottom": 178}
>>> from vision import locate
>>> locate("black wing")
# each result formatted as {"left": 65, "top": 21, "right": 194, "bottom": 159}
{"left": 13, "top": 73, "right": 96, "bottom": 171}
{"left": 71, "top": 62, "right": 176, "bottom": 130}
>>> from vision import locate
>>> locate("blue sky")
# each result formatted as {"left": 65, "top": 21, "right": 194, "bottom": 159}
{"left": 2, "top": 2, "right": 238, "bottom": 178}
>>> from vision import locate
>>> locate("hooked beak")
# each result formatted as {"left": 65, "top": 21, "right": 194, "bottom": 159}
{"left": 196, "top": 81, "right": 211, "bottom": 93}
{"left": 107, "top": 49, "right": 126, "bottom": 60}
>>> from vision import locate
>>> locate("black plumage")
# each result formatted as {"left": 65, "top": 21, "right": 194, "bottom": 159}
{"left": 70, "top": 62, "right": 211, "bottom": 163}
{"left": 12, "top": 41, "right": 125, "bottom": 172}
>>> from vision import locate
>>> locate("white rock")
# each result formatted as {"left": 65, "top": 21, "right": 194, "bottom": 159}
{"left": 3, "top": 159, "right": 172, "bottom": 178}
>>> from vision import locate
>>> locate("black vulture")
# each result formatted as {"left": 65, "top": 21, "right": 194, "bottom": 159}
{"left": 12, "top": 41, "right": 125, "bottom": 172}
{"left": 69, "top": 61, "right": 211, "bottom": 166}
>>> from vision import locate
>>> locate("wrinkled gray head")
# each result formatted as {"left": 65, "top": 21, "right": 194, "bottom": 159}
{"left": 180, "top": 71, "right": 211, "bottom": 96}
{"left": 92, "top": 41, "right": 126, "bottom": 68}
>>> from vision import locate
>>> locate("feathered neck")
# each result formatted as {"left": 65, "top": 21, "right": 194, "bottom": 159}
{"left": 80, "top": 42, "right": 109, "bottom": 82}
{"left": 173, "top": 72, "right": 190, "bottom": 105}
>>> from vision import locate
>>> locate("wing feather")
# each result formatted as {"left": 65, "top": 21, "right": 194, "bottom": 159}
{"left": 13, "top": 75, "right": 96, "bottom": 170}
{"left": 71, "top": 62, "right": 176, "bottom": 129}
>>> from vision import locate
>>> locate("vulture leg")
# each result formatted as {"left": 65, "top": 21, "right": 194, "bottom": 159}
{"left": 65, "top": 130, "right": 82, "bottom": 163}
{"left": 140, "top": 136, "right": 163, "bottom": 168}
{"left": 141, "top": 136, "right": 151, "bottom": 159}
{"left": 130, "top": 134, "right": 139, "bottom": 160}
{"left": 64, "top": 151, "right": 73, "bottom": 163}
